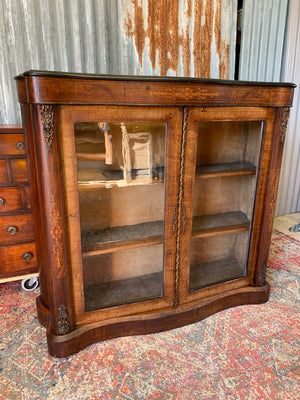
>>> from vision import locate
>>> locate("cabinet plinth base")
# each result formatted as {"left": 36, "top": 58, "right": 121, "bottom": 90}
{"left": 36, "top": 283, "right": 270, "bottom": 358}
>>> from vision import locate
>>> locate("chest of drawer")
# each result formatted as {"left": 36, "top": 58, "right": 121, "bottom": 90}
{"left": 0, "top": 133, "right": 25, "bottom": 156}
{"left": 0, "top": 242, "right": 37, "bottom": 278}
{"left": 0, "top": 213, "right": 35, "bottom": 244}
{"left": 0, "top": 187, "right": 22, "bottom": 212}
{"left": 0, "top": 125, "right": 38, "bottom": 281}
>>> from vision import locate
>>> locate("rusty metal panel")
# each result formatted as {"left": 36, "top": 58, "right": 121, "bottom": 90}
{"left": 276, "top": 0, "right": 300, "bottom": 216}
{"left": 0, "top": 0, "right": 237, "bottom": 124}
{"left": 123, "top": 0, "right": 237, "bottom": 78}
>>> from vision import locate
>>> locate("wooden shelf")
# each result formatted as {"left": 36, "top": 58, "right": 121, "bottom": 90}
{"left": 81, "top": 212, "right": 249, "bottom": 257}
{"left": 85, "top": 255, "right": 246, "bottom": 312}
{"left": 82, "top": 220, "right": 164, "bottom": 256}
{"left": 77, "top": 166, "right": 164, "bottom": 188}
{"left": 84, "top": 271, "right": 163, "bottom": 311}
{"left": 189, "top": 256, "right": 245, "bottom": 290}
{"left": 76, "top": 152, "right": 106, "bottom": 161}
{"left": 196, "top": 161, "right": 256, "bottom": 179}
{"left": 192, "top": 211, "right": 250, "bottom": 238}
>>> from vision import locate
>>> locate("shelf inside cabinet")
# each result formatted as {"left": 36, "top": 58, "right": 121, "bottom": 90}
{"left": 76, "top": 152, "right": 106, "bottom": 161}
{"left": 81, "top": 212, "right": 249, "bottom": 256}
{"left": 189, "top": 257, "right": 245, "bottom": 290}
{"left": 78, "top": 166, "right": 165, "bottom": 189}
{"left": 84, "top": 271, "right": 163, "bottom": 311}
{"left": 82, "top": 220, "right": 164, "bottom": 256}
{"left": 192, "top": 211, "right": 250, "bottom": 238}
{"left": 196, "top": 161, "right": 256, "bottom": 179}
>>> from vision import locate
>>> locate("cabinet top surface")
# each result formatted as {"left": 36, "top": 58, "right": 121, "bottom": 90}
{"left": 15, "top": 70, "right": 296, "bottom": 88}
{"left": 15, "top": 70, "right": 295, "bottom": 108}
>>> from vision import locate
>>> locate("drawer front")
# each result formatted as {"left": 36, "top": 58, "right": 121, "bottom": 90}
{"left": 0, "top": 214, "right": 34, "bottom": 244}
{"left": 0, "top": 187, "right": 22, "bottom": 212}
{"left": 10, "top": 159, "right": 28, "bottom": 182}
{"left": 0, "top": 160, "right": 8, "bottom": 183}
{"left": 24, "top": 185, "right": 32, "bottom": 210}
{"left": 0, "top": 133, "right": 25, "bottom": 156}
{"left": 0, "top": 242, "right": 38, "bottom": 277}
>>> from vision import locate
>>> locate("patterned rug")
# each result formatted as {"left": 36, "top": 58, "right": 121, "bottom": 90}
{"left": 0, "top": 230, "right": 299, "bottom": 400}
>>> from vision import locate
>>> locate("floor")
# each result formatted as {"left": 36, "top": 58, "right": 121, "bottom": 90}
{"left": 0, "top": 213, "right": 299, "bottom": 399}
{"left": 273, "top": 212, "right": 300, "bottom": 239}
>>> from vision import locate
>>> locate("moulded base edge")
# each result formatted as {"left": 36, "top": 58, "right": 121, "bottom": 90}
{"left": 36, "top": 282, "right": 270, "bottom": 358}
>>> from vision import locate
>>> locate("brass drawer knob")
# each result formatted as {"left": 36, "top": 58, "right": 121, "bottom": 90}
{"left": 0, "top": 197, "right": 5, "bottom": 206}
{"left": 7, "top": 226, "right": 18, "bottom": 235}
{"left": 23, "top": 252, "right": 33, "bottom": 261}
{"left": 17, "top": 141, "right": 25, "bottom": 150}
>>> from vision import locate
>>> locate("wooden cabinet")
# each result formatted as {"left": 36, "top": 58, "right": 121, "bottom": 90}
{"left": 16, "top": 71, "right": 295, "bottom": 357}
{"left": 0, "top": 125, "right": 38, "bottom": 282}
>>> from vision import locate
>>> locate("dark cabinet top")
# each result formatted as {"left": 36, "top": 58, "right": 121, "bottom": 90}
{"left": 15, "top": 70, "right": 296, "bottom": 108}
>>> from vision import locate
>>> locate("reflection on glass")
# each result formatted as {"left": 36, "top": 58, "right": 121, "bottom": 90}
{"left": 75, "top": 122, "right": 165, "bottom": 186}
{"left": 74, "top": 122, "right": 166, "bottom": 310}
{"left": 189, "top": 121, "right": 263, "bottom": 291}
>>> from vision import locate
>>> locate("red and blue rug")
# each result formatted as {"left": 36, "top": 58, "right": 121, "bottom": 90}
{"left": 0, "top": 230, "right": 299, "bottom": 399}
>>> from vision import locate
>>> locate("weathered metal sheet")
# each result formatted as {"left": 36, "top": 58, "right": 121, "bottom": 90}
{"left": 123, "top": 0, "right": 237, "bottom": 78}
{"left": 239, "top": 0, "right": 289, "bottom": 81}
{"left": 238, "top": 0, "right": 300, "bottom": 216}
{"left": 276, "top": 0, "right": 300, "bottom": 216}
{"left": 0, "top": 0, "right": 237, "bottom": 124}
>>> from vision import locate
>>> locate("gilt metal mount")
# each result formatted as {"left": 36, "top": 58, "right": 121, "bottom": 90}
{"left": 57, "top": 304, "right": 70, "bottom": 335}
{"left": 280, "top": 107, "right": 290, "bottom": 143}
{"left": 39, "top": 104, "right": 55, "bottom": 151}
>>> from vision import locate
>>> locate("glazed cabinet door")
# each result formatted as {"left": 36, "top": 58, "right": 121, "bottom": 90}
{"left": 59, "top": 106, "right": 182, "bottom": 324}
{"left": 178, "top": 107, "right": 276, "bottom": 305}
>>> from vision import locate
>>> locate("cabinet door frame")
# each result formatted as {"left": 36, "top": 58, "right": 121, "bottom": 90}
{"left": 58, "top": 105, "right": 182, "bottom": 325}
{"left": 178, "top": 106, "right": 276, "bottom": 305}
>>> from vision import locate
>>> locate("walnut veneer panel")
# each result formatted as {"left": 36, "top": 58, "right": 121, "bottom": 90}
{"left": 15, "top": 72, "right": 294, "bottom": 357}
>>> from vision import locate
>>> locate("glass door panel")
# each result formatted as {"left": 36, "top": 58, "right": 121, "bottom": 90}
{"left": 189, "top": 121, "right": 263, "bottom": 291}
{"left": 74, "top": 121, "right": 166, "bottom": 310}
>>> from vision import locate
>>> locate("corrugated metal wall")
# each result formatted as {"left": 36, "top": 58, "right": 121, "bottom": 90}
{"left": 0, "top": 0, "right": 237, "bottom": 124}
{"left": 1, "top": 0, "right": 299, "bottom": 216}
{"left": 239, "top": 0, "right": 289, "bottom": 81}
{"left": 238, "top": 0, "right": 300, "bottom": 216}
{"left": 276, "top": 0, "right": 300, "bottom": 216}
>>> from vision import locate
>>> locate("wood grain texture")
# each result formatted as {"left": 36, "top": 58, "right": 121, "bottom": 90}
{"left": 0, "top": 133, "right": 25, "bottom": 156}
{"left": 16, "top": 73, "right": 295, "bottom": 107}
{"left": 10, "top": 159, "right": 28, "bottom": 182}
{"left": 0, "top": 160, "right": 8, "bottom": 183}
{"left": 0, "top": 125, "right": 23, "bottom": 133}
{"left": 37, "top": 283, "right": 270, "bottom": 358}
{"left": 0, "top": 242, "right": 37, "bottom": 277}
{"left": 59, "top": 105, "right": 181, "bottom": 325}
{"left": 0, "top": 125, "right": 38, "bottom": 281}
{"left": 16, "top": 73, "right": 294, "bottom": 356}
{"left": 23, "top": 185, "right": 32, "bottom": 210}
{"left": 254, "top": 108, "right": 287, "bottom": 285}
{"left": 0, "top": 187, "right": 22, "bottom": 213}
{"left": 21, "top": 104, "right": 47, "bottom": 300}
{"left": 195, "top": 162, "right": 256, "bottom": 178}
{"left": 29, "top": 104, "right": 74, "bottom": 335}
{"left": 0, "top": 213, "right": 35, "bottom": 244}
